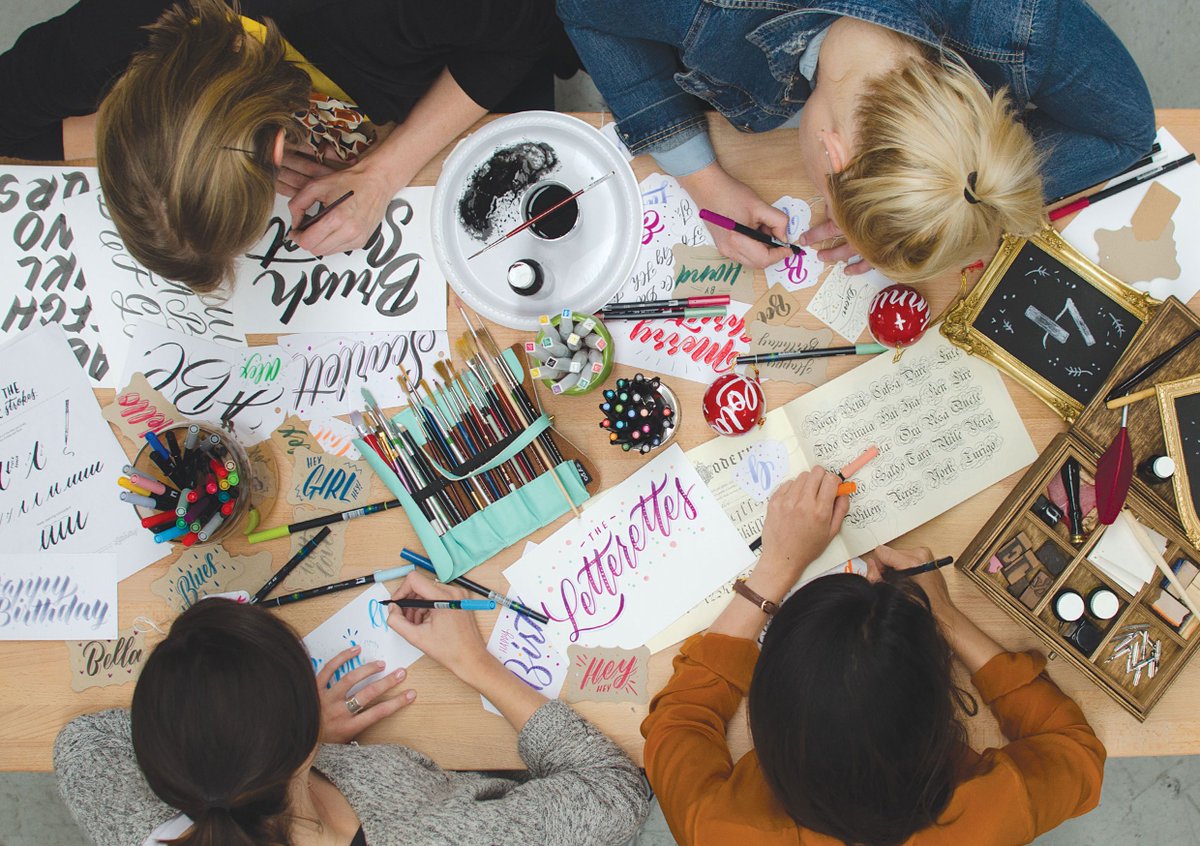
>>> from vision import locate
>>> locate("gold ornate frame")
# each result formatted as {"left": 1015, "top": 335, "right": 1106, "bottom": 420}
{"left": 1157, "top": 374, "right": 1200, "bottom": 547}
{"left": 941, "top": 228, "right": 1157, "bottom": 423}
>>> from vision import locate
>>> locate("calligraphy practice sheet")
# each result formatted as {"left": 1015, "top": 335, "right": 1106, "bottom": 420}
{"left": 277, "top": 330, "right": 449, "bottom": 423}
{"left": 484, "top": 543, "right": 568, "bottom": 715}
{"left": 688, "top": 330, "right": 1036, "bottom": 555}
{"left": 230, "top": 189, "right": 446, "bottom": 333}
{"left": 1062, "top": 129, "right": 1200, "bottom": 302}
{"left": 503, "top": 445, "right": 754, "bottom": 651}
{"left": 766, "top": 196, "right": 825, "bottom": 291}
{"left": 303, "top": 583, "right": 423, "bottom": 697}
{"left": 609, "top": 174, "right": 714, "bottom": 304}
{"left": 0, "top": 554, "right": 117, "bottom": 639}
{"left": 611, "top": 300, "right": 752, "bottom": 383}
{"left": 0, "top": 167, "right": 112, "bottom": 383}
{"left": 0, "top": 325, "right": 162, "bottom": 579}
{"left": 63, "top": 188, "right": 245, "bottom": 377}
{"left": 806, "top": 262, "right": 891, "bottom": 341}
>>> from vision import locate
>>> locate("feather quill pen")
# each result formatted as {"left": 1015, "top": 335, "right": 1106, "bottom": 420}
{"left": 1095, "top": 406, "right": 1133, "bottom": 524}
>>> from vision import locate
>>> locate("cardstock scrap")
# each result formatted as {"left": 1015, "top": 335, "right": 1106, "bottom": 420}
{"left": 151, "top": 545, "right": 272, "bottom": 612}
{"left": 806, "top": 262, "right": 891, "bottom": 342}
{"left": 271, "top": 415, "right": 325, "bottom": 459}
{"left": 504, "top": 444, "right": 755, "bottom": 651}
{"left": 745, "top": 321, "right": 835, "bottom": 385}
{"left": 747, "top": 286, "right": 807, "bottom": 328}
{"left": 67, "top": 626, "right": 148, "bottom": 692}
{"left": 766, "top": 196, "right": 825, "bottom": 290}
{"left": 287, "top": 448, "right": 371, "bottom": 510}
{"left": 671, "top": 244, "right": 754, "bottom": 302}
{"left": 102, "top": 372, "right": 182, "bottom": 444}
{"left": 563, "top": 644, "right": 650, "bottom": 705}
{"left": 303, "top": 583, "right": 423, "bottom": 697}
{"left": 1095, "top": 181, "right": 1182, "bottom": 284}
{"left": 0, "top": 553, "right": 118, "bottom": 639}
{"left": 0, "top": 324, "right": 163, "bottom": 580}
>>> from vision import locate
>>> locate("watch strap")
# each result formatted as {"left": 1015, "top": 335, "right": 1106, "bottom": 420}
{"left": 733, "top": 578, "right": 779, "bottom": 616}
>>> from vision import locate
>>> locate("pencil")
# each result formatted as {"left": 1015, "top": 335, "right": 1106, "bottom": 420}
{"left": 400, "top": 548, "right": 551, "bottom": 624}
{"left": 738, "top": 343, "right": 887, "bottom": 365}
{"left": 699, "top": 209, "right": 803, "bottom": 255}
{"left": 295, "top": 190, "right": 354, "bottom": 232}
{"left": 1048, "top": 153, "right": 1196, "bottom": 221}
{"left": 250, "top": 526, "right": 332, "bottom": 604}
{"left": 257, "top": 563, "right": 415, "bottom": 609}
{"left": 896, "top": 556, "right": 955, "bottom": 577}
{"left": 379, "top": 599, "right": 497, "bottom": 610}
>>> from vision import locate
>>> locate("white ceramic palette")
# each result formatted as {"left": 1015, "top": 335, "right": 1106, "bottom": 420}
{"left": 432, "top": 112, "right": 641, "bottom": 329}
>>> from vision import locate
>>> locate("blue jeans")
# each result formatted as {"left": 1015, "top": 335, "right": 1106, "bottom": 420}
{"left": 559, "top": 0, "right": 1156, "bottom": 199}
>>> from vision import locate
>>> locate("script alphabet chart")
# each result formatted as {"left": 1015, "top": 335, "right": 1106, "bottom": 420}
{"left": 503, "top": 445, "right": 754, "bottom": 652}
{"left": 0, "top": 325, "right": 162, "bottom": 581}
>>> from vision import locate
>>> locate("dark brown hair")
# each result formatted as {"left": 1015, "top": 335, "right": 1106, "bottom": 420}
{"left": 131, "top": 599, "right": 320, "bottom": 846}
{"left": 748, "top": 574, "right": 976, "bottom": 846}
{"left": 96, "top": 0, "right": 310, "bottom": 292}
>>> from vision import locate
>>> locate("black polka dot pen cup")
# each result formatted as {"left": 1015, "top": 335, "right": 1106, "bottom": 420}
{"left": 124, "top": 423, "right": 254, "bottom": 548}
{"left": 598, "top": 374, "right": 679, "bottom": 455}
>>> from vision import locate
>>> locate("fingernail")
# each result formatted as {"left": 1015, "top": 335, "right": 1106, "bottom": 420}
{"left": 352, "top": 645, "right": 361, "bottom": 653}
{"left": 394, "top": 668, "right": 406, "bottom": 680}
{"left": 406, "top": 690, "right": 416, "bottom": 701}
{"left": 375, "top": 660, "right": 385, "bottom": 668}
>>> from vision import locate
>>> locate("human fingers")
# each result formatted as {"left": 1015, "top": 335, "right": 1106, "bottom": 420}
{"left": 317, "top": 646, "right": 360, "bottom": 691}
{"left": 351, "top": 684, "right": 416, "bottom": 731}
{"left": 814, "top": 468, "right": 840, "bottom": 511}
{"left": 752, "top": 203, "right": 790, "bottom": 244}
{"left": 287, "top": 181, "right": 328, "bottom": 230}
{"left": 280, "top": 150, "right": 336, "bottom": 181}
{"left": 815, "top": 240, "right": 861, "bottom": 265}
{"left": 341, "top": 666, "right": 409, "bottom": 709}
{"left": 330, "top": 660, "right": 386, "bottom": 699}
{"left": 275, "top": 167, "right": 311, "bottom": 197}
{"left": 798, "top": 218, "right": 842, "bottom": 247}
{"left": 294, "top": 218, "right": 360, "bottom": 257}
{"left": 829, "top": 489, "right": 851, "bottom": 536}
{"left": 730, "top": 233, "right": 790, "bottom": 269}
{"left": 843, "top": 256, "right": 876, "bottom": 276}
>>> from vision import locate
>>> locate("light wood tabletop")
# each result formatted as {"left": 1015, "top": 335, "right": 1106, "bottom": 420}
{"left": 2, "top": 110, "right": 1197, "bottom": 773}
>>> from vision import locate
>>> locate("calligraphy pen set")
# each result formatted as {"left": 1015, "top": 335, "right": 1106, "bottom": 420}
{"left": 351, "top": 307, "right": 599, "bottom": 582}
{"left": 958, "top": 298, "right": 1200, "bottom": 719}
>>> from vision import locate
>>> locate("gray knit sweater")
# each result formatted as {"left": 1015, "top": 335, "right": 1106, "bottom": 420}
{"left": 54, "top": 702, "right": 648, "bottom": 846}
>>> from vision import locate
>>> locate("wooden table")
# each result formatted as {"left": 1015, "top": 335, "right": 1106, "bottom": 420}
{"left": 2, "top": 110, "right": 1197, "bottom": 772}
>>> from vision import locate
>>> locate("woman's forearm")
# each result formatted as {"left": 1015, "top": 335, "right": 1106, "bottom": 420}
{"left": 937, "top": 606, "right": 1004, "bottom": 674}
{"left": 458, "top": 651, "right": 547, "bottom": 735}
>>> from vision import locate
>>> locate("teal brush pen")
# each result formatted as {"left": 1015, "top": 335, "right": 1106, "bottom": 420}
{"left": 379, "top": 599, "right": 496, "bottom": 610}
{"left": 737, "top": 343, "right": 888, "bottom": 366}
{"left": 400, "top": 548, "right": 550, "bottom": 624}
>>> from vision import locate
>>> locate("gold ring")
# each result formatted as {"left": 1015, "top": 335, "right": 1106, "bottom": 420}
{"left": 345, "top": 696, "right": 364, "bottom": 715}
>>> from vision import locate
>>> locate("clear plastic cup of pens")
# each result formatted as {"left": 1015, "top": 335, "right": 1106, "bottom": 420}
{"left": 125, "top": 423, "right": 255, "bottom": 548}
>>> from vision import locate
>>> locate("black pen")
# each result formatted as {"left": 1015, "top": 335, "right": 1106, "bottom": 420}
{"left": 1044, "top": 142, "right": 1162, "bottom": 206}
{"left": 897, "top": 556, "right": 955, "bottom": 577}
{"left": 250, "top": 527, "right": 332, "bottom": 604}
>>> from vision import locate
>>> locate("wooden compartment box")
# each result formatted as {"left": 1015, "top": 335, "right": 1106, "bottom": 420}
{"left": 958, "top": 298, "right": 1200, "bottom": 719}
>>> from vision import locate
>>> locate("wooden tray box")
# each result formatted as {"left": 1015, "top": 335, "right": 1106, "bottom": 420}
{"left": 958, "top": 297, "right": 1200, "bottom": 719}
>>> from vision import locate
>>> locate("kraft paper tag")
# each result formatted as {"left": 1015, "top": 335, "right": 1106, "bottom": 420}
{"left": 745, "top": 320, "right": 835, "bottom": 385}
{"left": 1095, "top": 182, "right": 1183, "bottom": 284}
{"left": 286, "top": 448, "right": 371, "bottom": 509}
{"left": 563, "top": 644, "right": 650, "bottom": 704}
{"left": 747, "top": 286, "right": 807, "bottom": 327}
{"left": 671, "top": 244, "right": 755, "bottom": 302}
{"left": 1131, "top": 182, "right": 1181, "bottom": 241}
{"left": 67, "top": 626, "right": 149, "bottom": 693}
{"left": 151, "top": 545, "right": 271, "bottom": 612}
{"left": 271, "top": 415, "right": 325, "bottom": 459}
{"left": 102, "top": 373, "right": 181, "bottom": 444}
{"left": 282, "top": 505, "right": 348, "bottom": 590}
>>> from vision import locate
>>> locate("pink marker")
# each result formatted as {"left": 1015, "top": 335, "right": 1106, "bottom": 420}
{"left": 699, "top": 208, "right": 803, "bottom": 255}
{"left": 840, "top": 445, "right": 880, "bottom": 481}
{"left": 129, "top": 471, "right": 167, "bottom": 495}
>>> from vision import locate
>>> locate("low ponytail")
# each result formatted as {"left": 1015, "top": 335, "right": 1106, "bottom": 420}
{"left": 828, "top": 49, "right": 1045, "bottom": 283}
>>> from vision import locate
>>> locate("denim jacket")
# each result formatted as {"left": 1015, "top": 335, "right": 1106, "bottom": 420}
{"left": 558, "top": 0, "right": 1156, "bottom": 199}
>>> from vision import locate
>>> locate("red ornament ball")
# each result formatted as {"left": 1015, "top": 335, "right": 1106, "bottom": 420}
{"left": 703, "top": 373, "right": 764, "bottom": 436}
{"left": 868, "top": 284, "right": 930, "bottom": 348}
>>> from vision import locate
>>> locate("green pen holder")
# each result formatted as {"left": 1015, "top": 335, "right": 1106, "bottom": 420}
{"left": 531, "top": 311, "right": 614, "bottom": 396}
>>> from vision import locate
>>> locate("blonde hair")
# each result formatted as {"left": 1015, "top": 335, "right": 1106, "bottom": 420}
{"left": 96, "top": 0, "right": 310, "bottom": 292}
{"left": 828, "top": 53, "right": 1045, "bottom": 283}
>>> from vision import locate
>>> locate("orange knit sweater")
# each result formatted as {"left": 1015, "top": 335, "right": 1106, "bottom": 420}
{"left": 642, "top": 634, "right": 1106, "bottom": 846}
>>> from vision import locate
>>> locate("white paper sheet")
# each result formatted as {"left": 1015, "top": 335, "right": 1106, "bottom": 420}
{"left": 0, "top": 553, "right": 118, "bottom": 639}
{"left": 303, "top": 583, "right": 423, "bottom": 697}
{"left": 609, "top": 174, "right": 714, "bottom": 304}
{"left": 0, "top": 324, "right": 163, "bottom": 580}
{"left": 766, "top": 195, "right": 825, "bottom": 290}
{"left": 1087, "top": 510, "right": 1167, "bottom": 595}
{"left": 120, "top": 321, "right": 300, "bottom": 441}
{"left": 503, "top": 444, "right": 754, "bottom": 651}
{"left": 0, "top": 167, "right": 115, "bottom": 384}
{"left": 228, "top": 189, "right": 447, "bottom": 333}
{"left": 806, "top": 262, "right": 891, "bottom": 342}
{"left": 62, "top": 188, "right": 246, "bottom": 378}
{"left": 1061, "top": 128, "right": 1200, "bottom": 302}
{"left": 610, "top": 300, "right": 752, "bottom": 383}
{"left": 277, "top": 330, "right": 449, "bottom": 423}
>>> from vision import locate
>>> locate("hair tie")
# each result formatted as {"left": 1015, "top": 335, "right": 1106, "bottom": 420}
{"left": 963, "top": 171, "right": 981, "bottom": 205}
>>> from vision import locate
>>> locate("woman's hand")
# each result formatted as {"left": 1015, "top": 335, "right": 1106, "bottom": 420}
{"left": 863, "top": 543, "right": 953, "bottom": 615}
{"left": 751, "top": 469, "right": 851, "bottom": 600}
{"left": 680, "top": 162, "right": 794, "bottom": 268}
{"left": 316, "top": 645, "right": 416, "bottom": 744}
{"left": 798, "top": 217, "right": 874, "bottom": 275}
{"left": 286, "top": 154, "right": 399, "bottom": 256}
{"left": 386, "top": 572, "right": 491, "bottom": 680}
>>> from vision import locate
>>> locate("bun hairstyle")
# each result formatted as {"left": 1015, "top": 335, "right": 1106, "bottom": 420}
{"left": 828, "top": 52, "right": 1045, "bottom": 283}
{"left": 131, "top": 599, "right": 320, "bottom": 846}
{"left": 96, "top": 0, "right": 310, "bottom": 292}
{"left": 748, "top": 573, "right": 977, "bottom": 846}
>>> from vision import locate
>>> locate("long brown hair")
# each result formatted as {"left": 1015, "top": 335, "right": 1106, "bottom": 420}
{"left": 131, "top": 599, "right": 320, "bottom": 846}
{"left": 96, "top": 0, "right": 310, "bottom": 292}
{"left": 749, "top": 574, "right": 977, "bottom": 846}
